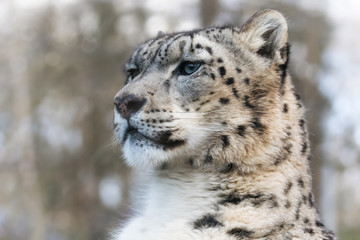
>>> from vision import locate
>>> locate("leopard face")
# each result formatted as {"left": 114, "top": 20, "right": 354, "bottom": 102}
{"left": 114, "top": 10, "right": 292, "bottom": 171}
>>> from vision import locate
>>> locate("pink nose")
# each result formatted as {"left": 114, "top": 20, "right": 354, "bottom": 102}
{"left": 113, "top": 94, "right": 146, "bottom": 120}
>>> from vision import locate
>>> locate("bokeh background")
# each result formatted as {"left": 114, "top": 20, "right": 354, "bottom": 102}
{"left": 0, "top": 0, "right": 359, "bottom": 239}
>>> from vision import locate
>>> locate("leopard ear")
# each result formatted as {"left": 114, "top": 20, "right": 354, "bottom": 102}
{"left": 240, "top": 9, "right": 288, "bottom": 61}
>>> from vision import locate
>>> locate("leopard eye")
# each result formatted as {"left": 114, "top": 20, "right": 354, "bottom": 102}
{"left": 178, "top": 61, "right": 202, "bottom": 75}
{"left": 127, "top": 68, "right": 140, "bottom": 81}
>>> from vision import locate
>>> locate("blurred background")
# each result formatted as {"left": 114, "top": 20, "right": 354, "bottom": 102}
{"left": 0, "top": 0, "right": 359, "bottom": 239}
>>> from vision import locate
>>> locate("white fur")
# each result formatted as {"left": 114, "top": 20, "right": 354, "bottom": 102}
{"left": 112, "top": 168, "right": 223, "bottom": 240}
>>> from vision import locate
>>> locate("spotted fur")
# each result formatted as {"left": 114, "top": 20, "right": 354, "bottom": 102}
{"left": 112, "top": 10, "right": 335, "bottom": 240}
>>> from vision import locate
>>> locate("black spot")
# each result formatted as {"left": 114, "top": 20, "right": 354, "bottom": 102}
{"left": 294, "top": 92, "right": 301, "bottom": 101}
{"left": 295, "top": 201, "right": 302, "bottom": 220}
{"left": 218, "top": 67, "right": 226, "bottom": 77}
{"left": 219, "top": 192, "right": 242, "bottom": 205}
{"left": 298, "top": 178, "right": 305, "bottom": 188}
{"left": 210, "top": 73, "right": 215, "bottom": 80}
{"left": 308, "top": 192, "right": 315, "bottom": 207}
{"left": 304, "top": 228, "right": 315, "bottom": 235}
{"left": 301, "top": 142, "right": 308, "bottom": 154}
{"left": 204, "top": 155, "right": 213, "bottom": 163}
{"left": 218, "top": 163, "right": 236, "bottom": 173}
{"left": 284, "top": 182, "right": 293, "bottom": 194}
{"left": 232, "top": 87, "right": 240, "bottom": 99}
{"left": 226, "top": 77, "right": 234, "bottom": 85}
{"left": 152, "top": 119, "right": 157, "bottom": 123}
{"left": 267, "top": 194, "right": 279, "bottom": 208}
{"left": 164, "top": 79, "right": 170, "bottom": 90}
{"left": 283, "top": 103, "right": 289, "bottom": 113}
{"left": 236, "top": 68, "right": 242, "bottom": 73}
{"left": 220, "top": 192, "right": 262, "bottom": 206}
{"left": 219, "top": 98, "right": 229, "bottom": 104}
{"left": 209, "top": 91, "right": 215, "bottom": 95}
{"left": 244, "top": 78, "right": 250, "bottom": 85}
{"left": 303, "top": 218, "right": 310, "bottom": 224}
{"left": 251, "top": 118, "right": 266, "bottom": 134}
{"left": 237, "top": 125, "right": 246, "bottom": 137}
{"left": 200, "top": 100, "right": 210, "bottom": 106}
{"left": 285, "top": 200, "right": 291, "bottom": 208}
{"left": 221, "top": 135, "right": 229, "bottom": 147}
{"left": 193, "top": 214, "right": 223, "bottom": 229}
{"left": 217, "top": 58, "right": 223, "bottom": 63}
{"left": 227, "top": 228, "right": 253, "bottom": 238}
{"left": 315, "top": 221, "right": 324, "bottom": 228}
{"left": 302, "top": 195, "right": 307, "bottom": 204}
{"left": 206, "top": 47, "right": 213, "bottom": 55}
{"left": 299, "top": 119, "right": 305, "bottom": 130}
{"left": 278, "top": 223, "right": 285, "bottom": 230}
{"left": 274, "top": 143, "right": 293, "bottom": 165}
{"left": 195, "top": 43, "right": 202, "bottom": 49}
{"left": 221, "top": 121, "right": 227, "bottom": 125}
{"left": 274, "top": 155, "right": 285, "bottom": 166}
{"left": 244, "top": 95, "right": 255, "bottom": 109}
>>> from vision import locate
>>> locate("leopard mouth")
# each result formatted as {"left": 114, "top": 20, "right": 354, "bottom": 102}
{"left": 123, "top": 125, "right": 186, "bottom": 150}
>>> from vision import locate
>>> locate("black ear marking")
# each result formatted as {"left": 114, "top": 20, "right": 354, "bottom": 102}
{"left": 256, "top": 29, "right": 276, "bottom": 58}
{"left": 278, "top": 43, "right": 291, "bottom": 89}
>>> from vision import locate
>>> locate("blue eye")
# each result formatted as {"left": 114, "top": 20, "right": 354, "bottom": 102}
{"left": 178, "top": 61, "right": 202, "bottom": 75}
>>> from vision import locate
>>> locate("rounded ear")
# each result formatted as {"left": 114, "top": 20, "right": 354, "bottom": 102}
{"left": 240, "top": 9, "right": 288, "bottom": 61}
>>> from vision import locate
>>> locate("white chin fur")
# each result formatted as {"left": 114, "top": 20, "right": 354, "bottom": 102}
{"left": 122, "top": 139, "right": 187, "bottom": 168}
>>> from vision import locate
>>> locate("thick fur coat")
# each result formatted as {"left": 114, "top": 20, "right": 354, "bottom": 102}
{"left": 112, "top": 10, "right": 335, "bottom": 240}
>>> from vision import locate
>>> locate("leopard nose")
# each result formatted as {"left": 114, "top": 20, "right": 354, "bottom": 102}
{"left": 114, "top": 94, "right": 146, "bottom": 120}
